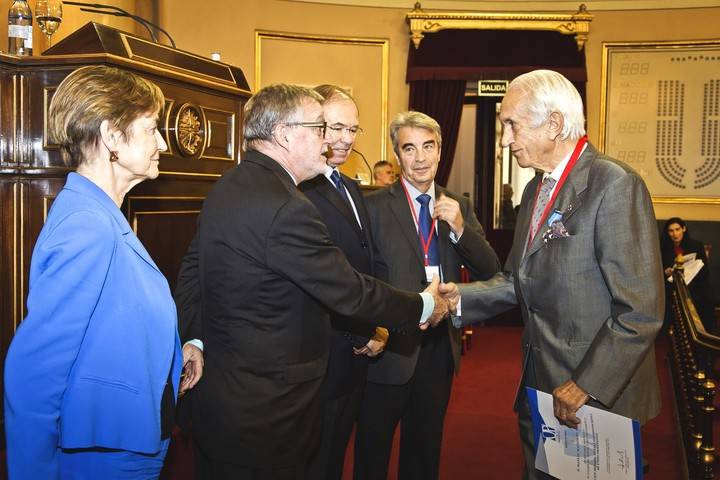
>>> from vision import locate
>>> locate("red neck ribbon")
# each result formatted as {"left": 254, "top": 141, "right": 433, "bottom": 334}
{"left": 528, "top": 135, "right": 588, "bottom": 243}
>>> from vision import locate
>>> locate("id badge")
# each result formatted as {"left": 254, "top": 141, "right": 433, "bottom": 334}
{"left": 425, "top": 265, "right": 440, "bottom": 283}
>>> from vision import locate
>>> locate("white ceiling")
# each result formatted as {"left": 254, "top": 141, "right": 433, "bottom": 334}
{"left": 288, "top": 0, "right": 720, "bottom": 11}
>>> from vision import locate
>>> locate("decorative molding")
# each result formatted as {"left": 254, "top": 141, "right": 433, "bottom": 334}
{"left": 127, "top": 196, "right": 206, "bottom": 234}
{"left": 12, "top": 182, "right": 18, "bottom": 330}
{"left": 175, "top": 103, "right": 206, "bottom": 157}
{"left": 289, "top": 0, "right": 720, "bottom": 11}
{"left": 407, "top": 3, "right": 594, "bottom": 51}
{"left": 131, "top": 210, "right": 201, "bottom": 235}
{"left": 160, "top": 98, "right": 175, "bottom": 157}
{"left": 200, "top": 107, "right": 236, "bottom": 162}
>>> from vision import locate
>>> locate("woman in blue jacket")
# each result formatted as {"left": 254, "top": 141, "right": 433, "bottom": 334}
{"left": 4, "top": 65, "right": 202, "bottom": 479}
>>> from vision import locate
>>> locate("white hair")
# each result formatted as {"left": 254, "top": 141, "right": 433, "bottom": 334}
{"left": 508, "top": 70, "right": 585, "bottom": 141}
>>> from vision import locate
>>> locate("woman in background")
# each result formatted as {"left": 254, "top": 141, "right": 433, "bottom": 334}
{"left": 4, "top": 65, "right": 201, "bottom": 479}
{"left": 661, "top": 217, "right": 715, "bottom": 333}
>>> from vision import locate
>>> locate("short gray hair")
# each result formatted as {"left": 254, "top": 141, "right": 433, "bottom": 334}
{"left": 389, "top": 111, "right": 442, "bottom": 156}
{"left": 508, "top": 70, "right": 585, "bottom": 141}
{"left": 243, "top": 83, "right": 323, "bottom": 151}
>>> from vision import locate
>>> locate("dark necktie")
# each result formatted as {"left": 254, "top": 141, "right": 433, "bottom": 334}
{"left": 416, "top": 193, "right": 439, "bottom": 266}
{"left": 529, "top": 176, "right": 557, "bottom": 241}
{"left": 330, "top": 170, "right": 352, "bottom": 207}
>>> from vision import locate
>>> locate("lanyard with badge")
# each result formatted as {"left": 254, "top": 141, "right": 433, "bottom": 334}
{"left": 401, "top": 181, "right": 441, "bottom": 282}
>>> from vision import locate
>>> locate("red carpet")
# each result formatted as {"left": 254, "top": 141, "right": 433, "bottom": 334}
{"left": 339, "top": 326, "right": 683, "bottom": 479}
{"left": 0, "top": 329, "right": 686, "bottom": 479}
{"left": 159, "top": 326, "right": 683, "bottom": 479}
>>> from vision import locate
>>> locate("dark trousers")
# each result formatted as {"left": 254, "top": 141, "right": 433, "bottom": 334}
{"left": 354, "top": 330, "right": 454, "bottom": 480}
{"left": 195, "top": 443, "right": 306, "bottom": 480}
{"left": 307, "top": 333, "right": 369, "bottom": 480}
{"left": 306, "top": 382, "right": 364, "bottom": 480}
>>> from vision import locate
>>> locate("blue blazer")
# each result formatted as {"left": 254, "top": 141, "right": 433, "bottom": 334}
{"left": 4, "top": 172, "right": 182, "bottom": 479}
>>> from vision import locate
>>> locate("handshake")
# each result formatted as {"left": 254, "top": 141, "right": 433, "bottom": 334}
{"left": 420, "top": 276, "right": 460, "bottom": 330}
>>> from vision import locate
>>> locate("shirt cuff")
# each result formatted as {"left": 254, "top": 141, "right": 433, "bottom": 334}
{"left": 451, "top": 297, "right": 463, "bottom": 327}
{"left": 449, "top": 231, "right": 462, "bottom": 243}
{"left": 419, "top": 292, "right": 433, "bottom": 324}
{"left": 184, "top": 339, "right": 204, "bottom": 351}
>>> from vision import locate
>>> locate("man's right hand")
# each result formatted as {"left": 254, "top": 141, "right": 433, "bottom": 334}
{"left": 421, "top": 275, "right": 448, "bottom": 330}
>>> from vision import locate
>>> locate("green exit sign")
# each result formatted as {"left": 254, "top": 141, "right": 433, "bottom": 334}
{"left": 478, "top": 80, "right": 508, "bottom": 97}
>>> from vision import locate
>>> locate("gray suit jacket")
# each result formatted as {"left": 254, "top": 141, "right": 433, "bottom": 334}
{"left": 365, "top": 181, "right": 500, "bottom": 384}
{"left": 458, "top": 144, "right": 664, "bottom": 424}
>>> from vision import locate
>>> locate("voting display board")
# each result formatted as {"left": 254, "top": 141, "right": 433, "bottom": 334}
{"left": 600, "top": 40, "right": 720, "bottom": 204}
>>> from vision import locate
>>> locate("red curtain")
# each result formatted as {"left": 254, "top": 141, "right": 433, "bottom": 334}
{"left": 409, "top": 80, "right": 466, "bottom": 187}
{"left": 405, "top": 29, "right": 587, "bottom": 187}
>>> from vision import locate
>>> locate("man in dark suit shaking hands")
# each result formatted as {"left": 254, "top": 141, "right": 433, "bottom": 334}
{"left": 354, "top": 111, "right": 500, "bottom": 480}
{"left": 299, "top": 85, "right": 389, "bottom": 479}
{"left": 175, "top": 84, "right": 451, "bottom": 479}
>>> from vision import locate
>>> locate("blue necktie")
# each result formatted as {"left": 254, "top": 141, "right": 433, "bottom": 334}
{"left": 416, "top": 194, "right": 439, "bottom": 266}
{"left": 330, "top": 170, "right": 351, "bottom": 207}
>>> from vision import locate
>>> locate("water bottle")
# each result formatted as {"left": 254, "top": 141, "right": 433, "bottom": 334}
{"left": 8, "top": 0, "right": 33, "bottom": 56}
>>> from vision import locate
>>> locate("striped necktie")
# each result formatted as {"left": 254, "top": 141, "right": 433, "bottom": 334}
{"left": 529, "top": 176, "right": 556, "bottom": 241}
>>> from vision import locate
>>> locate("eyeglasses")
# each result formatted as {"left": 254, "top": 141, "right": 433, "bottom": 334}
{"left": 286, "top": 121, "right": 327, "bottom": 137}
{"left": 327, "top": 125, "right": 364, "bottom": 138}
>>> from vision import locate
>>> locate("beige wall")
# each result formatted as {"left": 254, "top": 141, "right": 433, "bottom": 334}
{"left": 159, "top": 0, "right": 412, "bottom": 180}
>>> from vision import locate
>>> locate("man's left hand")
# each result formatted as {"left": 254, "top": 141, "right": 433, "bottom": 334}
{"left": 552, "top": 380, "right": 590, "bottom": 428}
{"left": 180, "top": 343, "right": 204, "bottom": 395}
{"left": 354, "top": 327, "right": 389, "bottom": 357}
{"left": 433, "top": 193, "right": 464, "bottom": 237}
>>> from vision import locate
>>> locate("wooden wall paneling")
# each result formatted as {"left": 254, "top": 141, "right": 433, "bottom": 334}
{"left": 0, "top": 23, "right": 251, "bottom": 435}
{"left": 126, "top": 196, "right": 204, "bottom": 291}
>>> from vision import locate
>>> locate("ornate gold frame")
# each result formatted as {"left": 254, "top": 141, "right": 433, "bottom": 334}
{"left": 599, "top": 39, "right": 720, "bottom": 205}
{"left": 406, "top": 2, "right": 593, "bottom": 51}
{"left": 255, "top": 30, "right": 390, "bottom": 161}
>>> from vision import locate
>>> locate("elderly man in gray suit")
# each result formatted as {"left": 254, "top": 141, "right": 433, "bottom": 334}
{"left": 441, "top": 69, "right": 664, "bottom": 479}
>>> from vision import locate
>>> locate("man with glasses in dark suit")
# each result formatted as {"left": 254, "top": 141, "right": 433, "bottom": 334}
{"left": 174, "top": 84, "right": 451, "bottom": 479}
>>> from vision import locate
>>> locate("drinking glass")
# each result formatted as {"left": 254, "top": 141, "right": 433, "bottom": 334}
{"left": 35, "top": 0, "right": 62, "bottom": 47}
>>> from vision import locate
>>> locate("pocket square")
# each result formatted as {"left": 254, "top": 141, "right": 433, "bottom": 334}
{"left": 542, "top": 209, "right": 571, "bottom": 243}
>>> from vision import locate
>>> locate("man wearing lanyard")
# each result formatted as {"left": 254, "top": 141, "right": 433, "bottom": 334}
{"left": 299, "top": 85, "right": 389, "bottom": 480}
{"left": 441, "top": 70, "right": 664, "bottom": 479}
{"left": 355, "top": 111, "right": 500, "bottom": 480}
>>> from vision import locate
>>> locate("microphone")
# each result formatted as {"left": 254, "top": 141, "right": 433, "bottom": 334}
{"left": 63, "top": 1, "right": 176, "bottom": 48}
{"left": 351, "top": 148, "right": 373, "bottom": 185}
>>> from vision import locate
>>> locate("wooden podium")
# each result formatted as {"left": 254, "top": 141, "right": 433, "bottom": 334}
{"left": 0, "top": 22, "right": 251, "bottom": 435}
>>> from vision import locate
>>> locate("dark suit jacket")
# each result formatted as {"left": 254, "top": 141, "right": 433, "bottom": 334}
{"left": 175, "top": 150, "right": 423, "bottom": 468}
{"left": 299, "top": 171, "right": 378, "bottom": 398}
{"left": 364, "top": 181, "right": 500, "bottom": 384}
{"left": 458, "top": 144, "right": 664, "bottom": 424}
